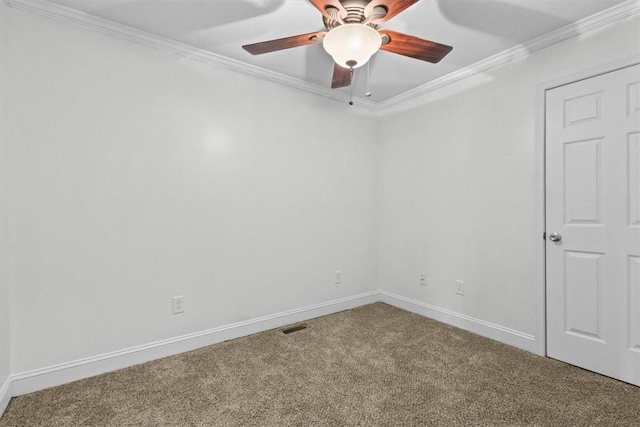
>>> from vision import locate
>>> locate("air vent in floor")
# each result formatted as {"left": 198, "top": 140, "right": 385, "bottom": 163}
{"left": 281, "top": 325, "right": 307, "bottom": 334}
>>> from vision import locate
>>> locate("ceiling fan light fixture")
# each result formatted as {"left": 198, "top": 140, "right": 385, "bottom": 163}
{"left": 322, "top": 23, "right": 382, "bottom": 69}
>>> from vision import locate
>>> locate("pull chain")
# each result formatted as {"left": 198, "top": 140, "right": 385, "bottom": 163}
{"left": 365, "top": 62, "right": 372, "bottom": 97}
{"left": 349, "top": 68, "right": 354, "bottom": 105}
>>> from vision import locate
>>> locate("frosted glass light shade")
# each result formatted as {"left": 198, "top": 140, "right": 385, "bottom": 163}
{"left": 322, "top": 24, "right": 382, "bottom": 69}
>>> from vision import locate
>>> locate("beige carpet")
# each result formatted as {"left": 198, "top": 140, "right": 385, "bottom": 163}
{"left": 1, "top": 303, "right": 639, "bottom": 426}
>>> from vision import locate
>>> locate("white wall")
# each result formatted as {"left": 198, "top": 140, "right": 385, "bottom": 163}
{"left": 2, "top": 3, "right": 378, "bottom": 374}
{"left": 378, "top": 13, "right": 640, "bottom": 337}
{"left": 0, "top": 0, "right": 13, "bottom": 407}
{"left": 2, "top": 0, "right": 639, "bottom": 396}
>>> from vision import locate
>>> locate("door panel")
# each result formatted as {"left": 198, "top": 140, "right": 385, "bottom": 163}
{"left": 563, "top": 91, "right": 602, "bottom": 127}
{"left": 564, "top": 138, "right": 602, "bottom": 224}
{"left": 629, "top": 132, "right": 640, "bottom": 227}
{"left": 629, "top": 255, "right": 640, "bottom": 351}
{"left": 564, "top": 250, "right": 603, "bottom": 341}
{"left": 628, "top": 82, "right": 640, "bottom": 115}
{"left": 546, "top": 64, "right": 640, "bottom": 386}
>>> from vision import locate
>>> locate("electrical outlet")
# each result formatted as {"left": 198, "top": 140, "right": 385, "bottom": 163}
{"left": 455, "top": 280, "right": 465, "bottom": 296}
{"left": 172, "top": 296, "right": 185, "bottom": 314}
{"left": 419, "top": 274, "right": 427, "bottom": 286}
{"left": 335, "top": 270, "right": 342, "bottom": 285}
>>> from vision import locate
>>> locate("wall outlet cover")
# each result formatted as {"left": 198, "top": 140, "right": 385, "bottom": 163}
{"left": 172, "top": 296, "right": 185, "bottom": 314}
{"left": 335, "top": 270, "right": 342, "bottom": 285}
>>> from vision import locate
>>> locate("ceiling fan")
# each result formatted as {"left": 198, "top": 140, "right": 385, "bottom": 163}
{"left": 242, "top": 0, "right": 453, "bottom": 91}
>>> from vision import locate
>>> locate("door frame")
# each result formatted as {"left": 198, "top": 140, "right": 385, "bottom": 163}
{"left": 535, "top": 54, "right": 640, "bottom": 356}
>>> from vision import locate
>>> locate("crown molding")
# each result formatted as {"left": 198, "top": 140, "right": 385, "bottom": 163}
{"left": 376, "top": 0, "right": 640, "bottom": 111}
{"left": 4, "top": 0, "right": 379, "bottom": 110}
{"left": 5, "top": 0, "right": 639, "bottom": 113}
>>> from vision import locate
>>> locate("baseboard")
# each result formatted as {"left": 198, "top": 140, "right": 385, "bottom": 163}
{"left": 11, "top": 291, "right": 379, "bottom": 397}
{"left": 8, "top": 290, "right": 538, "bottom": 399}
{"left": 379, "top": 291, "right": 537, "bottom": 353}
{"left": 0, "top": 377, "right": 11, "bottom": 419}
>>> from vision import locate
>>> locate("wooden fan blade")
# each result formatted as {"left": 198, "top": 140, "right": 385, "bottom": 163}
{"left": 331, "top": 63, "right": 352, "bottom": 89}
{"left": 379, "top": 30, "right": 452, "bottom": 63}
{"left": 243, "top": 31, "right": 325, "bottom": 55}
{"left": 366, "top": 0, "right": 419, "bottom": 23}
{"left": 308, "top": 0, "right": 346, "bottom": 20}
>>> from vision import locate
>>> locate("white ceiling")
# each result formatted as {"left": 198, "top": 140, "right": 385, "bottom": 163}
{"left": 20, "top": 0, "right": 631, "bottom": 103}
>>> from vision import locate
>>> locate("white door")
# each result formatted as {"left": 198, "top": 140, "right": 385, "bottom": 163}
{"left": 546, "top": 64, "right": 640, "bottom": 386}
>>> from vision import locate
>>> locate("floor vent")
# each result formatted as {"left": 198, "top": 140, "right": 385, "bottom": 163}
{"left": 282, "top": 325, "right": 307, "bottom": 334}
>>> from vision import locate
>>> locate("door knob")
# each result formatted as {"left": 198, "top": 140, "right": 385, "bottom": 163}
{"left": 549, "top": 232, "right": 562, "bottom": 242}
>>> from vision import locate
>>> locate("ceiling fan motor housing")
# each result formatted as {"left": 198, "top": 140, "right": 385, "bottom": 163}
{"left": 322, "top": 1, "right": 382, "bottom": 30}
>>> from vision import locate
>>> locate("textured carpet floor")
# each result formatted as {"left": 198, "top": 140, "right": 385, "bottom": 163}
{"left": 1, "top": 303, "right": 639, "bottom": 426}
